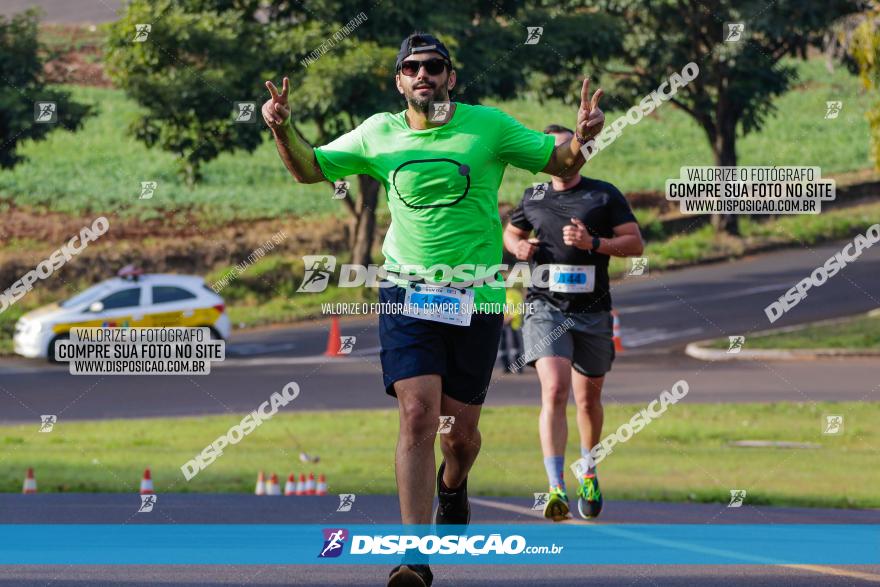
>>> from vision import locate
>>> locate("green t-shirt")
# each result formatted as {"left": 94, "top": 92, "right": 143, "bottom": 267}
{"left": 314, "top": 102, "right": 555, "bottom": 310}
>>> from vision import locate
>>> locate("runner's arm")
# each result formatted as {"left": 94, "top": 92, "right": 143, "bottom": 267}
{"left": 271, "top": 122, "right": 327, "bottom": 184}
{"left": 542, "top": 77, "right": 604, "bottom": 177}
{"left": 262, "top": 77, "right": 327, "bottom": 184}
{"left": 541, "top": 137, "right": 587, "bottom": 177}
{"left": 593, "top": 222, "right": 644, "bottom": 257}
{"left": 504, "top": 224, "right": 539, "bottom": 261}
{"left": 503, "top": 224, "right": 529, "bottom": 251}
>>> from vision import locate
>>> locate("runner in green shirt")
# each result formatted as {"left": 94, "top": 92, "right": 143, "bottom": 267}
{"left": 315, "top": 100, "right": 554, "bottom": 309}
{"left": 263, "top": 32, "right": 604, "bottom": 587}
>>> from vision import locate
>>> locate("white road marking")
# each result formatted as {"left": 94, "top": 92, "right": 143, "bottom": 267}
{"left": 217, "top": 346, "right": 382, "bottom": 367}
{"left": 216, "top": 355, "right": 361, "bottom": 367}
{"left": 622, "top": 327, "right": 704, "bottom": 347}
{"left": 619, "top": 283, "right": 790, "bottom": 315}
{"left": 470, "top": 497, "right": 880, "bottom": 582}
{"left": 780, "top": 564, "right": 880, "bottom": 583}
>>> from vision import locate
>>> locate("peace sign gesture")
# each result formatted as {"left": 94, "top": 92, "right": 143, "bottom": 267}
{"left": 575, "top": 77, "right": 604, "bottom": 143}
{"left": 262, "top": 77, "right": 291, "bottom": 130}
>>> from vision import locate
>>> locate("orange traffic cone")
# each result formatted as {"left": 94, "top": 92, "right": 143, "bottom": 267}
{"left": 255, "top": 471, "right": 266, "bottom": 496}
{"left": 325, "top": 317, "right": 341, "bottom": 357}
{"left": 22, "top": 468, "right": 37, "bottom": 494}
{"left": 306, "top": 472, "right": 316, "bottom": 495}
{"left": 316, "top": 474, "right": 328, "bottom": 495}
{"left": 296, "top": 473, "right": 306, "bottom": 495}
{"left": 267, "top": 473, "right": 282, "bottom": 496}
{"left": 612, "top": 310, "right": 624, "bottom": 353}
{"left": 139, "top": 468, "right": 154, "bottom": 494}
{"left": 284, "top": 473, "right": 297, "bottom": 496}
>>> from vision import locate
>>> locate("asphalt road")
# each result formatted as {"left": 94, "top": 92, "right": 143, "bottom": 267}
{"left": 219, "top": 235, "right": 880, "bottom": 353}
{"left": 2, "top": 495, "right": 879, "bottom": 586}
{"left": 6, "top": 565, "right": 880, "bottom": 587}
{"left": 7, "top": 494, "right": 880, "bottom": 524}
{"left": 0, "top": 353, "right": 878, "bottom": 423}
{"left": 1, "top": 241, "right": 877, "bottom": 422}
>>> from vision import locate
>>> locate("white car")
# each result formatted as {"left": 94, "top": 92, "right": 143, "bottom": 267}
{"left": 14, "top": 270, "right": 231, "bottom": 361}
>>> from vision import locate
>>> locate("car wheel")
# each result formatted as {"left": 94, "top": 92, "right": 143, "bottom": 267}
{"left": 47, "top": 333, "right": 70, "bottom": 364}
{"left": 203, "top": 326, "right": 224, "bottom": 341}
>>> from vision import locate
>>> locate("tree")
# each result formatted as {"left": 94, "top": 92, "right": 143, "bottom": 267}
{"left": 105, "top": 0, "right": 614, "bottom": 264}
{"left": 592, "top": 0, "right": 865, "bottom": 234}
{"left": 848, "top": 5, "right": 880, "bottom": 169}
{"left": 270, "top": 1, "right": 534, "bottom": 266}
{"left": 290, "top": 42, "right": 398, "bottom": 267}
{"left": 273, "top": 0, "right": 617, "bottom": 265}
{"left": 104, "top": 0, "right": 268, "bottom": 186}
{"left": 0, "top": 9, "right": 92, "bottom": 169}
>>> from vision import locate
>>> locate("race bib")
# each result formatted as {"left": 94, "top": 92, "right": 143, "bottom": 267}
{"left": 549, "top": 264, "right": 595, "bottom": 293}
{"left": 403, "top": 283, "right": 474, "bottom": 326}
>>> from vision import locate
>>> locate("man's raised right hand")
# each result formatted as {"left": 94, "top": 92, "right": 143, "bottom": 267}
{"left": 263, "top": 77, "right": 291, "bottom": 131}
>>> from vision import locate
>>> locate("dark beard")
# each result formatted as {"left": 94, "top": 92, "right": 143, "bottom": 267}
{"left": 406, "top": 85, "right": 446, "bottom": 113}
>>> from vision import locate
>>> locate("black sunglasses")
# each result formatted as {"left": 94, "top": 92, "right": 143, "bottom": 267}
{"left": 399, "top": 58, "right": 449, "bottom": 77}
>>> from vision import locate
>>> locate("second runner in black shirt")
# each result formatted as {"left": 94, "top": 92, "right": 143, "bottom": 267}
{"left": 508, "top": 175, "right": 638, "bottom": 313}
{"left": 502, "top": 123, "right": 644, "bottom": 524}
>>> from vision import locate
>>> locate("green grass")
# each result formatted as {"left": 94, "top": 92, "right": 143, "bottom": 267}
{"left": 0, "top": 303, "right": 28, "bottom": 355}
{"left": 2, "top": 402, "right": 877, "bottom": 508}
{"left": 0, "top": 85, "right": 343, "bottom": 222}
{"left": 492, "top": 58, "right": 874, "bottom": 197}
{"left": 38, "top": 23, "right": 105, "bottom": 54}
{"left": 0, "top": 59, "right": 872, "bottom": 222}
{"left": 707, "top": 314, "right": 880, "bottom": 350}
{"left": 741, "top": 201, "right": 880, "bottom": 244}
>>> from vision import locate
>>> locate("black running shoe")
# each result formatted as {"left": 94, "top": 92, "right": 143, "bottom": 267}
{"left": 434, "top": 460, "right": 470, "bottom": 526}
{"left": 387, "top": 564, "right": 433, "bottom": 587}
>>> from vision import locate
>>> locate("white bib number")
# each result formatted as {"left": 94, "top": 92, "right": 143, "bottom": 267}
{"left": 403, "top": 284, "right": 474, "bottom": 326}
{"left": 549, "top": 264, "right": 595, "bottom": 293}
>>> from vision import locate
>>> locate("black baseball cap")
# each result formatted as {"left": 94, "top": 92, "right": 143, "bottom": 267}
{"left": 395, "top": 33, "right": 452, "bottom": 71}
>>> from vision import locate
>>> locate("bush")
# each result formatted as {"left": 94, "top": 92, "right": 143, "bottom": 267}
{"left": 0, "top": 9, "right": 92, "bottom": 168}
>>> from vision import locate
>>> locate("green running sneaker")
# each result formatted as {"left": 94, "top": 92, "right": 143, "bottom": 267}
{"left": 543, "top": 485, "right": 570, "bottom": 522}
{"left": 577, "top": 474, "right": 603, "bottom": 519}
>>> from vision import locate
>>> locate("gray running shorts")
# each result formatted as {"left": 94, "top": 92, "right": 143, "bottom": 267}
{"left": 521, "top": 298, "right": 615, "bottom": 377}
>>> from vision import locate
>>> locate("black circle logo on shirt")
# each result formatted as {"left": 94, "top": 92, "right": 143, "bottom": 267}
{"left": 391, "top": 158, "right": 471, "bottom": 209}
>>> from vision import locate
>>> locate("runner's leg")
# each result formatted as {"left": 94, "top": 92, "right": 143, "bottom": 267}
{"left": 572, "top": 372, "right": 604, "bottom": 459}
{"left": 572, "top": 371, "right": 605, "bottom": 518}
{"left": 535, "top": 356, "right": 572, "bottom": 520}
{"left": 498, "top": 325, "right": 511, "bottom": 371}
{"left": 438, "top": 394, "right": 482, "bottom": 489}
{"left": 394, "top": 374, "right": 442, "bottom": 524}
{"left": 536, "top": 356, "right": 572, "bottom": 464}
{"left": 433, "top": 312, "right": 502, "bottom": 527}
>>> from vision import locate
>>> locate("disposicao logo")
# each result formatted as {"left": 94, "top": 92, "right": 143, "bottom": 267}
{"left": 319, "top": 528, "right": 348, "bottom": 558}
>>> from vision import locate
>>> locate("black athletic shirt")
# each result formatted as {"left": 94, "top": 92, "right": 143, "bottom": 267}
{"left": 509, "top": 176, "right": 638, "bottom": 313}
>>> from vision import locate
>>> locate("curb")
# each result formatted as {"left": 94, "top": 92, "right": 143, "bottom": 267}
{"left": 684, "top": 343, "right": 880, "bottom": 361}
{"left": 685, "top": 310, "right": 880, "bottom": 361}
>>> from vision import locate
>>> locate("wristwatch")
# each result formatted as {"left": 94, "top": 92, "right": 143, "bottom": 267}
{"left": 590, "top": 236, "right": 601, "bottom": 252}
{"left": 575, "top": 132, "right": 590, "bottom": 145}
